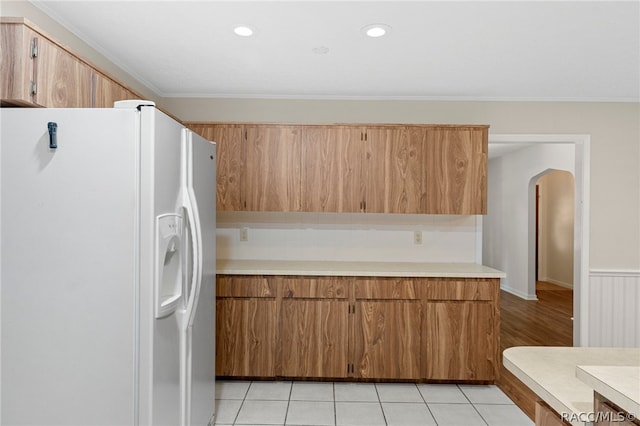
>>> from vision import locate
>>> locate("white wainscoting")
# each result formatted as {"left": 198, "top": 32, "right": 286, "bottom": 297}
{"left": 589, "top": 269, "right": 640, "bottom": 347}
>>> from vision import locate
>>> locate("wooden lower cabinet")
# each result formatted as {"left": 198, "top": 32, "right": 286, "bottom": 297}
{"left": 423, "top": 301, "right": 496, "bottom": 380}
{"left": 278, "top": 276, "right": 349, "bottom": 378}
{"left": 422, "top": 278, "right": 500, "bottom": 381}
{"left": 215, "top": 276, "right": 277, "bottom": 377}
{"left": 594, "top": 392, "right": 640, "bottom": 426}
{"left": 352, "top": 277, "right": 421, "bottom": 379}
{"left": 216, "top": 298, "right": 277, "bottom": 377}
{"left": 215, "top": 274, "right": 500, "bottom": 382}
{"left": 278, "top": 299, "right": 349, "bottom": 378}
{"left": 353, "top": 300, "right": 421, "bottom": 379}
{"left": 534, "top": 401, "right": 572, "bottom": 426}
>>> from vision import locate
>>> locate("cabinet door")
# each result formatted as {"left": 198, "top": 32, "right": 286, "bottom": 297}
{"left": 32, "top": 34, "right": 92, "bottom": 107}
{"left": 425, "top": 128, "right": 488, "bottom": 214}
{"left": 215, "top": 275, "right": 276, "bottom": 377}
{"left": 423, "top": 301, "right": 496, "bottom": 380}
{"left": 279, "top": 299, "right": 349, "bottom": 378}
{"left": 353, "top": 300, "right": 421, "bottom": 379}
{"left": 188, "top": 124, "right": 244, "bottom": 211}
{"left": 365, "top": 127, "right": 425, "bottom": 214}
{"left": 245, "top": 125, "right": 302, "bottom": 212}
{"left": 361, "top": 128, "right": 387, "bottom": 213}
{"left": 91, "top": 72, "right": 137, "bottom": 108}
{"left": 278, "top": 277, "right": 349, "bottom": 378}
{"left": 1, "top": 22, "right": 34, "bottom": 106}
{"left": 301, "top": 126, "right": 363, "bottom": 212}
{"left": 388, "top": 127, "right": 427, "bottom": 213}
{"left": 215, "top": 298, "right": 277, "bottom": 377}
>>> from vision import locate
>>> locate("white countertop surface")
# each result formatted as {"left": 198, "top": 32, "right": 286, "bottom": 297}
{"left": 217, "top": 259, "right": 506, "bottom": 278}
{"left": 576, "top": 365, "right": 640, "bottom": 419}
{"left": 503, "top": 347, "right": 640, "bottom": 426}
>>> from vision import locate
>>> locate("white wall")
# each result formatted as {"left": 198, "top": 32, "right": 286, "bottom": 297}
{"left": 483, "top": 144, "right": 575, "bottom": 299}
{"left": 538, "top": 170, "right": 575, "bottom": 288}
{"left": 217, "top": 212, "right": 480, "bottom": 263}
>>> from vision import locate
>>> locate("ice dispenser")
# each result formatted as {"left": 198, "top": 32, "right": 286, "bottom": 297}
{"left": 155, "top": 213, "right": 183, "bottom": 318}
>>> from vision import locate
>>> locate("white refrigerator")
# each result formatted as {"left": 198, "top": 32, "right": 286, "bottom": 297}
{"left": 0, "top": 101, "right": 216, "bottom": 426}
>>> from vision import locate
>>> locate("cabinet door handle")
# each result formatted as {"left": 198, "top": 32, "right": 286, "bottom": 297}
{"left": 30, "top": 37, "right": 38, "bottom": 58}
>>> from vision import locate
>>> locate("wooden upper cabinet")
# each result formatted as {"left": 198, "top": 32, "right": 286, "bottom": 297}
{"left": 184, "top": 122, "right": 488, "bottom": 214}
{"left": 1, "top": 18, "right": 143, "bottom": 108}
{"left": 188, "top": 124, "right": 244, "bottom": 211}
{"left": 244, "top": 125, "right": 302, "bottom": 212}
{"left": 425, "top": 127, "right": 488, "bottom": 214}
{"left": 1, "top": 19, "right": 91, "bottom": 107}
{"left": 301, "top": 126, "right": 363, "bottom": 212}
{"left": 33, "top": 34, "right": 92, "bottom": 108}
{"left": 1, "top": 20, "right": 35, "bottom": 106}
{"left": 365, "top": 126, "right": 426, "bottom": 214}
{"left": 361, "top": 127, "right": 387, "bottom": 213}
{"left": 91, "top": 71, "right": 137, "bottom": 108}
{"left": 302, "top": 126, "right": 426, "bottom": 214}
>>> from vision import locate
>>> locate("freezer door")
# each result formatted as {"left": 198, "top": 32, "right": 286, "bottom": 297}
{"left": 1, "top": 108, "right": 138, "bottom": 425}
{"left": 182, "top": 130, "right": 217, "bottom": 426}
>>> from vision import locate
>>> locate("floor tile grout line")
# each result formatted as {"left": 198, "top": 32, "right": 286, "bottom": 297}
{"left": 416, "top": 383, "right": 439, "bottom": 425}
{"left": 458, "top": 384, "right": 493, "bottom": 426}
{"left": 283, "top": 381, "right": 293, "bottom": 426}
{"left": 230, "top": 380, "right": 252, "bottom": 426}
{"left": 374, "top": 382, "right": 389, "bottom": 425}
{"left": 332, "top": 382, "right": 337, "bottom": 426}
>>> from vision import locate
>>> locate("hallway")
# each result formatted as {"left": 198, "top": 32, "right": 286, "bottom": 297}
{"left": 498, "top": 281, "right": 574, "bottom": 420}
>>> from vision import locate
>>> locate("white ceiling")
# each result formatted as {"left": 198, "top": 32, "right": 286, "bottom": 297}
{"left": 32, "top": 0, "right": 640, "bottom": 102}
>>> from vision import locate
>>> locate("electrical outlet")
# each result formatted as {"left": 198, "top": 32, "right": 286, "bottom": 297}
{"left": 413, "top": 230, "right": 422, "bottom": 245}
{"left": 240, "top": 227, "right": 249, "bottom": 242}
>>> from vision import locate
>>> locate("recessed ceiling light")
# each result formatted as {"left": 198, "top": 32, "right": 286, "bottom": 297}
{"left": 362, "top": 23, "right": 391, "bottom": 38}
{"left": 234, "top": 26, "right": 254, "bottom": 37}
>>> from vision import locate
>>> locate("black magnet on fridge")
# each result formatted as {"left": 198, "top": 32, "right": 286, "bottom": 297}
{"left": 47, "top": 122, "right": 58, "bottom": 149}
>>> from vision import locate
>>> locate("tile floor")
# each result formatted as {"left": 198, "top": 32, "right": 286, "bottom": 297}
{"left": 214, "top": 380, "right": 533, "bottom": 426}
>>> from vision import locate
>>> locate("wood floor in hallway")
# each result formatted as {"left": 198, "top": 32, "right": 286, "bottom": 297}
{"left": 497, "top": 281, "right": 574, "bottom": 421}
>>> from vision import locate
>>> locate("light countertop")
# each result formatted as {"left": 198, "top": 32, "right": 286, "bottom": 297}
{"left": 576, "top": 365, "right": 640, "bottom": 418}
{"left": 217, "top": 259, "right": 506, "bottom": 278}
{"left": 503, "top": 346, "right": 640, "bottom": 426}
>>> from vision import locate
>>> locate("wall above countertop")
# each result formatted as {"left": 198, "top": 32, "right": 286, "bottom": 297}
{"left": 216, "top": 212, "right": 483, "bottom": 264}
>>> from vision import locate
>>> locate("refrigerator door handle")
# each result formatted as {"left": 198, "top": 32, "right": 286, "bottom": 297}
{"left": 182, "top": 186, "right": 203, "bottom": 328}
{"left": 179, "top": 185, "right": 202, "bottom": 426}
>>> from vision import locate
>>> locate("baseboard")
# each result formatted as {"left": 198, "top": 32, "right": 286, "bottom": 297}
{"left": 539, "top": 277, "right": 573, "bottom": 289}
{"left": 500, "top": 284, "right": 538, "bottom": 301}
